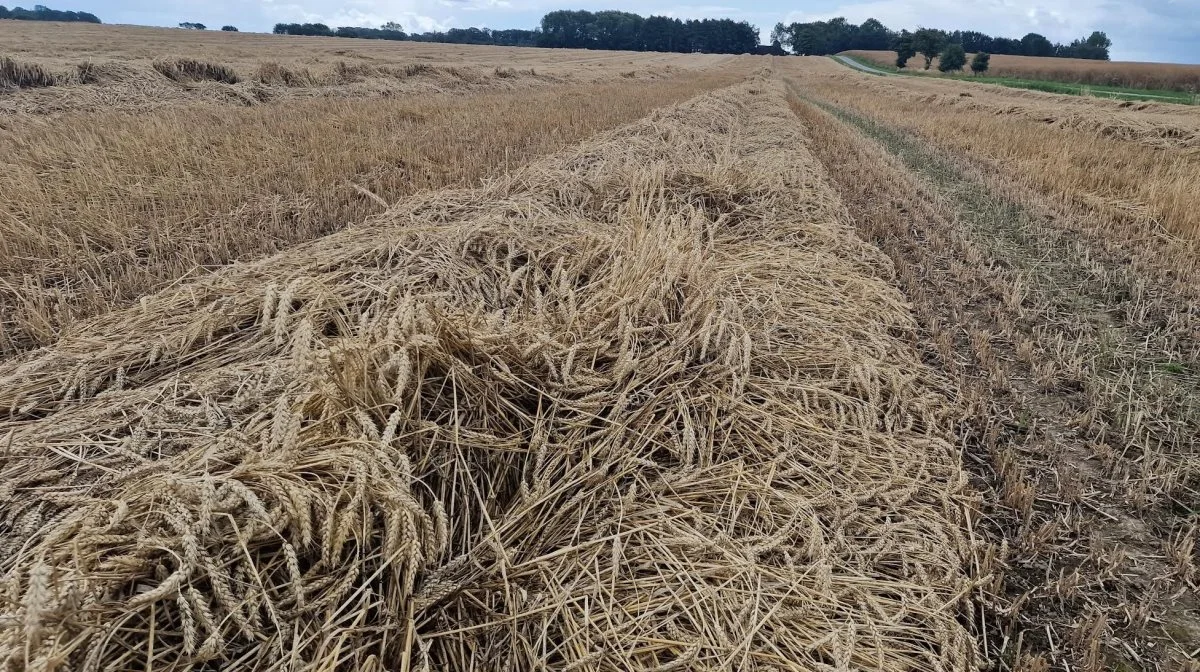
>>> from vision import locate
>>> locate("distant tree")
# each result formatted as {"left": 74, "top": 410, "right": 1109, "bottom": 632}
{"left": 221, "top": 25, "right": 238, "bottom": 31}
{"left": 273, "top": 22, "right": 333, "bottom": 36}
{"left": 970, "top": 52, "right": 990, "bottom": 74}
{"left": 1085, "top": 31, "right": 1111, "bottom": 58}
{"left": 1020, "top": 32, "right": 1054, "bottom": 57}
{"left": 856, "top": 18, "right": 891, "bottom": 51}
{"left": 179, "top": 22, "right": 206, "bottom": 30}
{"left": 938, "top": 43, "right": 966, "bottom": 72}
{"left": 336, "top": 25, "right": 405, "bottom": 40}
{"left": 381, "top": 21, "right": 402, "bottom": 31}
{"left": 770, "top": 22, "right": 789, "bottom": 51}
{"left": 912, "top": 27, "right": 946, "bottom": 69}
{"left": 955, "top": 30, "right": 992, "bottom": 53}
{"left": 1058, "top": 30, "right": 1111, "bottom": 60}
{"left": 0, "top": 5, "right": 9, "bottom": 18}
{"left": 893, "top": 30, "right": 915, "bottom": 68}
{"left": 640, "top": 15, "right": 688, "bottom": 52}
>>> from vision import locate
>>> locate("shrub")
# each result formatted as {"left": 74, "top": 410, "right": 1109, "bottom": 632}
{"left": 221, "top": 25, "right": 238, "bottom": 32}
{"left": 938, "top": 43, "right": 967, "bottom": 72}
{"left": 178, "top": 22, "right": 206, "bottom": 30}
{"left": 971, "top": 52, "right": 990, "bottom": 75}
{"left": 153, "top": 58, "right": 240, "bottom": 84}
{"left": 0, "top": 56, "right": 57, "bottom": 89}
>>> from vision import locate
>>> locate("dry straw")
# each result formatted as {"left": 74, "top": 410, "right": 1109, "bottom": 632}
{"left": 0, "top": 80, "right": 977, "bottom": 670}
{"left": 0, "top": 56, "right": 56, "bottom": 90}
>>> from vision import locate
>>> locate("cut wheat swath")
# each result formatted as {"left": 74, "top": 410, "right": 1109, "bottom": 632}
{"left": 0, "top": 80, "right": 978, "bottom": 670}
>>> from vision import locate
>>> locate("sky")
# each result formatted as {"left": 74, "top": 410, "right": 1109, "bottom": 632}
{"left": 66, "top": 0, "right": 1200, "bottom": 63}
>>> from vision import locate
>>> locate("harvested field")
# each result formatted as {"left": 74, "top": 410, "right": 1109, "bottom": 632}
{"left": 791, "top": 59, "right": 1200, "bottom": 243}
{"left": 0, "top": 22, "right": 731, "bottom": 113}
{"left": 0, "top": 80, "right": 978, "bottom": 671}
{"left": 0, "top": 61, "right": 745, "bottom": 357}
{"left": 845, "top": 49, "right": 1200, "bottom": 92}
{"left": 830, "top": 64, "right": 1200, "bottom": 151}
{"left": 3, "top": 26, "right": 1199, "bottom": 672}
{"left": 781, "top": 55, "right": 1200, "bottom": 671}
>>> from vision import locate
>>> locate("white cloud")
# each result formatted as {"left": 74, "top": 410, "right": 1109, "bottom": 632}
{"left": 261, "top": 0, "right": 451, "bottom": 32}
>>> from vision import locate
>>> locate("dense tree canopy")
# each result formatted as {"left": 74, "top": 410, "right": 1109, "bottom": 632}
{"left": 410, "top": 26, "right": 538, "bottom": 47}
{"left": 773, "top": 17, "right": 1110, "bottom": 60}
{"left": 274, "top": 21, "right": 539, "bottom": 46}
{"left": 912, "top": 28, "right": 945, "bottom": 69}
{"left": 335, "top": 25, "right": 406, "bottom": 40}
{"left": 274, "top": 11, "right": 757, "bottom": 53}
{"left": 1021, "top": 32, "right": 1054, "bottom": 57}
{"left": 539, "top": 10, "right": 758, "bottom": 53}
{"left": 0, "top": 4, "right": 101, "bottom": 22}
{"left": 938, "top": 43, "right": 967, "bottom": 72}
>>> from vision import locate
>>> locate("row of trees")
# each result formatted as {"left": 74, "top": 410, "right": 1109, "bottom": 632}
{"left": 771, "top": 17, "right": 1111, "bottom": 60}
{"left": 0, "top": 4, "right": 100, "bottom": 22}
{"left": 272, "top": 22, "right": 539, "bottom": 46}
{"left": 537, "top": 11, "right": 758, "bottom": 53}
{"left": 275, "top": 12, "right": 759, "bottom": 54}
{"left": 409, "top": 27, "right": 539, "bottom": 47}
{"left": 910, "top": 42, "right": 990, "bottom": 74}
{"left": 274, "top": 22, "right": 404, "bottom": 40}
{"left": 178, "top": 23, "right": 239, "bottom": 31}
{"left": 894, "top": 27, "right": 1110, "bottom": 70}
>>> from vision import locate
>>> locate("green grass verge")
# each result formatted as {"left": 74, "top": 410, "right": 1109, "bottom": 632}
{"left": 834, "top": 54, "right": 1198, "bottom": 105}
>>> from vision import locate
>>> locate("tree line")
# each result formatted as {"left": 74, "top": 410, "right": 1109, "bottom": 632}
{"left": 272, "top": 22, "right": 540, "bottom": 47}
{"left": 275, "top": 11, "right": 759, "bottom": 54}
{"left": 538, "top": 11, "right": 758, "bottom": 53}
{"left": 0, "top": 4, "right": 101, "bottom": 23}
{"left": 772, "top": 17, "right": 1111, "bottom": 60}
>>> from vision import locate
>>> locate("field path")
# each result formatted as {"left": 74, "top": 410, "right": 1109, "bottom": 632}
{"left": 785, "top": 68, "right": 1200, "bottom": 671}
{"left": 833, "top": 54, "right": 889, "bottom": 75}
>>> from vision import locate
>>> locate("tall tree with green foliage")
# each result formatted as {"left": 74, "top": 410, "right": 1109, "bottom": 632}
{"left": 894, "top": 31, "right": 915, "bottom": 68}
{"left": 938, "top": 43, "right": 966, "bottom": 72}
{"left": 1021, "top": 32, "right": 1054, "bottom": 56}
{"left": 912, "top": 28, "right": 946, "bottom": 69}
{"left": 970, "top": 52, "right": 990, "bottom": 74}
{"left": 770, "top": 22, "right": 790, "bottom": 51}
{"left": 856, "top": 18, "right": 891, "bottom": 50}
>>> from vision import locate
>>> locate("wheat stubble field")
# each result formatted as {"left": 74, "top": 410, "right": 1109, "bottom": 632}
{"left": 1, "top": 22, "right": 1199, "bottom": 672}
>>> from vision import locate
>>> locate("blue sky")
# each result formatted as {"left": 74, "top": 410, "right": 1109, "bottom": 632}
{"left": 67, "top": 0, "right": 1200, "bottom": 63}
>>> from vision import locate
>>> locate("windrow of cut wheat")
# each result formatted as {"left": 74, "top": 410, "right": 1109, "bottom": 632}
{"left": 0, "top": 80, "right": 978, "bottom": 671}
{"left": 0, "top": 68, "right": 742, "bottom": 358}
